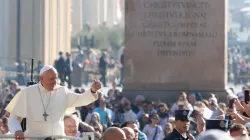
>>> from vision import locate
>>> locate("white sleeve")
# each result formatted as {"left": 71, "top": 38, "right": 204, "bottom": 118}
{"left": 8, "top": 114, "right": 22, "bottom": 133}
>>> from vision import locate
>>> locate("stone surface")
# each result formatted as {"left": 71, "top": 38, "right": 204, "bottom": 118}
{"left": 124, "top": 0, "right": 227, "bottom": 91}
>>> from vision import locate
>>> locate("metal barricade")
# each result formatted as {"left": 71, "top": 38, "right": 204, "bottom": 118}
{"left": 0, "top": 132, "right": 94, "bottom": 140}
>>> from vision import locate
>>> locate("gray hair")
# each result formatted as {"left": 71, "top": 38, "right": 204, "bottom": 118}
{"left": 135, "top": 95, "right": 145, "bottom": 102}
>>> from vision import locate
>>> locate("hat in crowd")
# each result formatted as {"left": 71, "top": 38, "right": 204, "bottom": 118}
{"left": 206, "top": 120, "right": 229, "bottom": 131}
{"left": 174, "top": 110, "right": 192, "bottom": 121}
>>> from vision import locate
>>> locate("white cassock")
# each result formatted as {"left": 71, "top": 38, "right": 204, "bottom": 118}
{"left": 5, "top": 83, "right": 97, "bottom": 136}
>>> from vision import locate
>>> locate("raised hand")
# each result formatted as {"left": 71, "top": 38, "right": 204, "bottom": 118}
{"left": 91, "top": 80, "right": 102, "bottom": 92}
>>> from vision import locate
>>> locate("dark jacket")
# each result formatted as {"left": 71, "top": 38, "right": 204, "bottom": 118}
{"left": 163, "top": 129, "right": 189, "bottom": 140}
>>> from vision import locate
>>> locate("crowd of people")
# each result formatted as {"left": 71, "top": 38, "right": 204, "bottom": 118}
{"left": 2, "top": 77, "right": 250, "bottom": 140}
{"left": 228, "top": 45, "right": 250, "bottom": 85}
{"left": 1, "top": 48, "right": 250, "bottom": 139}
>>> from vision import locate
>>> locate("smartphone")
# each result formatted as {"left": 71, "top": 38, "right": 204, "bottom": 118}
{"left": 245, "top": 89, "right": 250, "bottom": 104}
{"left": 229, "top": 99, "right": 235, "bottom": 109}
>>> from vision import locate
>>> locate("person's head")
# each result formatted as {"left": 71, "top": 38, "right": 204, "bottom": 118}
{"left": 121, "top": 127, "right": 135, "bottom": 140}
{"left": 168, "top": 117, "right": 175, "bottom": 127}
{"left": 91, "top": 112, "right": 100, "bottom": 123}
{"left": 147, "top": 101, "right": 155, "bottom": 111}
{"left": 174, "top": 110, "right": 192, "bottom": 133}
{"left": 141, "top": 113, "right": 149, "bottom": 122}
{"left": 59, "top": 51, "right": 63, "bottom": 56}
{"left": 121, "top": 97, "right": 131, "bottom": 105}
{"left": 178, "top": 92, "right": 187, "bottom": 101}
{"left": 64, "top": 115, "right": 79, "bottom": 136}
{"left": 123, "top": 122, "right": 139, "bottom": 140}
{"left": 103, "top": 127, "right": 126, "bottom": 140}
{"left": 150, "top": 114, "right": 160, "bottom": 125}
{"left": 10, "top": 81, "right": 18, "bottom": 90}
{"left": 209, "top": 98, "right": 218, "bottom": 110}
{"left": 3, "top": 88, "right": 9, "bottom": 96}
{"left": 100, "top": 99, "right": 106, "bottom": 108}
{"left": 158, "top": 103, "right": 169, "bottom": 113}
{"left": 230, "top": 124, "right": 248, "bottom": 138}
{"left": 66, "top": 52, "right": 71, "bottom": 58}
{"left": 123, "top": 103, "right": 131, "bottom": 112}
{"left": 135, "top": 95, "right": 145, "bottom": 106}
{"left": 39, "top": 65, "right": 58, "bottom": 91}
{"left": 188, "top": 94, "right": 196, "bottom": 105}
{"left": 164, "top": 123, "right": 173, "bottom": 136}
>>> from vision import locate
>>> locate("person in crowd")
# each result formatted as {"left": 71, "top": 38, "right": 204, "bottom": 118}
{"left": 65, "top": 52, "right": 73, "bottom": 89}
{"left": 85, "top": 103, "right": 97, "bottom": 124}
{"left": 99, "top": 52, "right": 108, "bottom": 87}
{"left": 167, "top": 118, "right": 175, "bottom": 130}
{"left": 147, "top": 101, "right": 157, "bottom": 116}
{"left": 135, "top": 95, "right": 146, "bottom": 112}
{"left": 9, "top": 80, "right": 19, "bottom": 96}
{"left": 230, "top": 123, "right": 249, "bottom": 138}
{"left": 208, "top": 97, "right": 224, "bottom": 119}
{"left": 112, "top": 104, "right": 124, "bottom": 124}
{"left": 170, "top": 92, "right": 193, "bottom": 115}
{"left": 143, "top": 114, "right": 163, "bottom": 140}
{"left": 164, "top": 123, "right": 173, "bottom": 136}
{"left": 122, "top": 127, "right": 136, "bottom": 140}
{"left": 64, "top": 115, "right": 80, "bottom": 137}
{"left": 163, "top": 110, "right": 195, "bottom": 140}
{"left": 137, "top": 101, "right": 149, "bottom": 119}
{"left": 139, "top": 113, "right": 150, "bottom": 131}
{"left": 1, "top": 88, "right": 13, "bottom": 108}
{"left": 55, "top": 52, "right": 66, "bottom": 85}
{"left": 89, "top": 113, "right": 103, "bottom": 133}
{"left": 121, "top": 121, "right": 147, "bottom": 140}
{"left": 158, "top": 103, "right": 170, "bottom": 129}
{"left": 94, "top": 99, "right": 112, "bottom": 127}
{"left": 123, "top": 103, "right": 137, "bottom": 122}
{"left": 103, "top": 127, "right": 126, "bottom": 140}
{"left": 188, "top": 94, "right": 197, "bottom": 107}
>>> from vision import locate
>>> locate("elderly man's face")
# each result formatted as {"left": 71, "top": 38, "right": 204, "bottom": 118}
{"left": 40, "top": 70, "right": 57, "bottom": 91}
{"left": 64, "top": 118, "right": 78, "bottom": 136}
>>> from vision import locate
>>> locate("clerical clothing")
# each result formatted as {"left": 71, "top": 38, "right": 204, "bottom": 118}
{"left": 6, "top": 83, "right": 97, "bottom": 136}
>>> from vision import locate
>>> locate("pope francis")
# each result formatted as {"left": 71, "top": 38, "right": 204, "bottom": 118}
{"left": 5, "top": 65, "right": 101, "bottom": 140}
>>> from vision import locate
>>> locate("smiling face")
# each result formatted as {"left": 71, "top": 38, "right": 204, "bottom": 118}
{"left": 40, "top": 69, "right": 58, "bottom": 91}
{"left": 64, "top": 118, "right": 78, "bottom": 136}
